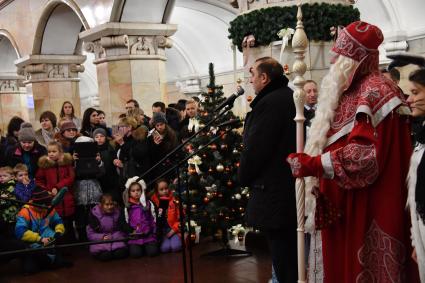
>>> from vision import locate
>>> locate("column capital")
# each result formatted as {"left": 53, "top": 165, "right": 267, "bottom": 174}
{"left": 79, "top": 22, "right": 177, "bottom": 64}
{"left": 15, "top": 55, "right": 86, "bottom": 84}
{"left": 0, "top": 74, "right": 26, "bottom": 93}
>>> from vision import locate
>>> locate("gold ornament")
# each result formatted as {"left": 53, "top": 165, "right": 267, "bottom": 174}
{"left": 216, "top": 163, "right": 224, "bottom": 172}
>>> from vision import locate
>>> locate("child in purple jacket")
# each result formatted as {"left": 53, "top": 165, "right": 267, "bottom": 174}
{"left": 86, "top": 194, "right": 129, "bottom": 261}
{"left": 123, "top": 177, "right": 158, "bottom": 257}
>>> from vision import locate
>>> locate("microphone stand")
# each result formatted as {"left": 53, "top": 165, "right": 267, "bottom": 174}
{"left": 141, "top": 101, "right": 240, "bottom": 283}
{"left": 137, "top": 104, "right": 234, "bottom": 184}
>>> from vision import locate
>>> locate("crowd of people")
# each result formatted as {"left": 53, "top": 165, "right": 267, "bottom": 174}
{"left": 0, "top": 97, "right": 203, "bottom": 274}
{"left": 2, "top": 19, "right": 425, "bottom": 283}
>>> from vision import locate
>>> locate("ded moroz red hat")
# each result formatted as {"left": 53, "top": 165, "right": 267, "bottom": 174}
{"left": 332, "top": 21, "right": 384, "bottom": 62}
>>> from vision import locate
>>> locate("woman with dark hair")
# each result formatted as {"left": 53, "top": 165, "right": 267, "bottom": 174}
{"left": 60, "top": 101, "right": 81, "bottom": 130}
{"left": 113, "top": 117, "right": 151, "bottom": 187}
{"left": 0, "top": 117, "right": 25, "bottom": 166}
{"left": 35, "top": 111, "right": 59, "bottom": 147}
{"left": 407, "top": 68, "right": 425, "bottom": 282}
{"left": 80, "top": 108, "right": 105, "bottom": 138}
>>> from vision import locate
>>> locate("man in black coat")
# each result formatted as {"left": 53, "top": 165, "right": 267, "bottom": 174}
{"left": 239, "top": 57, "right": 297, "bottom": 283}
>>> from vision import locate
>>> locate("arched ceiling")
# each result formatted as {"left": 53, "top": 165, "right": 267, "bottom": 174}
{"left": 120, "top": 0, "right": 169, "bottom": 23}
{"left": 0, "top": 35, "right": 18, "bottom": 73}
{"left": 165, "top": 0, "right": 242, "bottom": 81}
{"left": 40, "top": 4, "right": 84, "bottom": 54}
{"left": 354, "top": 0, "right": 425, "bottom": 40}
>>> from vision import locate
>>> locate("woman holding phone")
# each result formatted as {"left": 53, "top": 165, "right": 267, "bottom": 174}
{"left": 113, "top": 117, "right": 151, "bottom": 185}
{"left": 148, "top": 112, "right": 179, "bottom": 181}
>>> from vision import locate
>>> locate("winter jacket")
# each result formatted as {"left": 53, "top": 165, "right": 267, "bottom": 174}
{"left": 125, "top": 200, "right": 157, "bottom": 246}
{"left": 239, "top": 75, "right": 297, "bottom": 230}
{"left": 151, "top": 192, "right": 180, "bottom": 236}
{"left": 14, "top": 179, "right": 36, "bottom": 203}
{"left": 0, "top": 180, "right": 18, "bottom": 223}
{"left": 97, "top": 142, "right": 119, "bottom": 194}
{"left": 117, "top": 126, "right": 151, "bottom": 182}
{"left": 5, "top": 143, "right": 47, "bottom": 178}
{"left": 15, "top": 205, "right": 64, "bottom": 248}
{"left": 36, "top": 153, "right": 75, "bottom": 217}
{"left": 148, "top": 126, "right": 180, "bottom": 180}
{"left": 86, "top": 204, "right": 128, "bottom": 254}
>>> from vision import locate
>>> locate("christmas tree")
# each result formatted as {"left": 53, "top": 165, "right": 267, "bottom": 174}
{"left": 180, "top": 63, "right": 248, "bottom": 241}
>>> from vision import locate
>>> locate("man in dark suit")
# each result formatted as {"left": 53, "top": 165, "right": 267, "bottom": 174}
{"left": 239, "top": 57, "right": 297, "bottom": 283}
{"left": 303, "top": 80, "right": 318, "bottom": 128}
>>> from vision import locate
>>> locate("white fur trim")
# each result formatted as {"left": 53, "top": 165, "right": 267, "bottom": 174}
{"left": 125, "top": 176, "right": 147, "bottom": 191}
{"left": 321, "top": 152, "right": 334, "bottom": 179}
{"left": 407, "top": 143, "right": 425, "bottom": 282}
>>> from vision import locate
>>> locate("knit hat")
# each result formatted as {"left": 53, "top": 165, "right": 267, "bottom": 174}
{"left": 18, "top": 123, "right": 36, "bottom": 142}
{"left": 332, "top": 21, "right": 383, "bottom": 62}
{"left": 93, "top": 127, "right": 107, "bottom": 138}
{"left": 31, "top": 186, "right": 52, "bottom": 206}
{"left": 60, "top": 121, "right": 77, "bottom": 133}
{"left": 152, "top": 112, "right": 167, "bottom": 126}
{"left": 75, "top": 136, "right": 94, "bottom": 143}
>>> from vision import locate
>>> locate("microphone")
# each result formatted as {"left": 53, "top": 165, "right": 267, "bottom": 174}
{"left": 44, "top": 187, "right": 68, "bottom": 218}
{"left": 217, "top": 118, "right": 242, "bottom": 129}
{"left": 213, "top": 86, "right": 245, "bottom": 113}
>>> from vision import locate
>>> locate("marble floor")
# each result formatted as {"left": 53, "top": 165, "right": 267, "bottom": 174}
{"left": 0, "top": 240, "right": 272, "bottom": 283}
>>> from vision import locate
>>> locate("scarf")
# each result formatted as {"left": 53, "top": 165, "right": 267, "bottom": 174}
{"left": 41, "top": 128, "right": 55, "bottom": 145}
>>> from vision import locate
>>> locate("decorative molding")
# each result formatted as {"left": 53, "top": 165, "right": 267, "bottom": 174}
{"left": 130, "top": 36, "right": 155, "bottom": 55}
{"left": 0, "top": 79, "right": 19, "bottom": 92}
{"left": 383, "top": 40, "right": 408, "bottom": 56}
{"left": 85, "top": 34, "right": 173, "bottom": 63}
{"left": 15, "top": 55, "right": 86, "bottom": 84}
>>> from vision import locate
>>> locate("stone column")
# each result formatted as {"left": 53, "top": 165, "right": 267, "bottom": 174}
{"left": 79, "top": 22, "right": 177, "bottom": 122}
{"left": 15, "top": 55, "right": 86, "bottom": 124}
{"left": 0, "top": 75, "right": 31, "bottom": 133}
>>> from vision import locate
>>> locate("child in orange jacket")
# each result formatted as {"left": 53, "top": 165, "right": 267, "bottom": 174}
{"left": 150, "top": 178, "right": 181, "bottom": 253}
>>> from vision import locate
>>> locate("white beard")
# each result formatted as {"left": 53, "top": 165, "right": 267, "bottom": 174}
{"left": 303, "top": 55, "right": 359, "bottom": 232}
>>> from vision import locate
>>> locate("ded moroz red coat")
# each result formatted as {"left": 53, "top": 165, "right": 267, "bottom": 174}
{"left": 36, "top": 153, "right": 75, "bottom": 217}
{"left": 302, "top": 21, "right": 420, "bottom": 283}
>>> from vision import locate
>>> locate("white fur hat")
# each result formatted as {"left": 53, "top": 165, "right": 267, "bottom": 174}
{"left": 75, "top": 136, "right": 94, "bottom": 143}
{"left": 122, "top": 176, "right": 147, "bottom": 208}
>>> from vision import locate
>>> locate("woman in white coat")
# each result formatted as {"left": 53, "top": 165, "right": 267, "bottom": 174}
{"left": 407, "top": 67, "right": 425, "bottom": 282}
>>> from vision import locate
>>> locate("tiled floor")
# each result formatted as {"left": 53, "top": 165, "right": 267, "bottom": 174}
{"left": 0, "top": 240, "right": 272, "bottom": 283}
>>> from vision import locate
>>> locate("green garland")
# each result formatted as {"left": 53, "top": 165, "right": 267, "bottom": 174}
{"left": 228, "top": 3, "right": 360, "bottom": 51}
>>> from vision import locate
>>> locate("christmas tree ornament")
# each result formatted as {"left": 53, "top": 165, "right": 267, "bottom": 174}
{"left": 190, "top": 233, "right": 197, "bottom": 242}
{"left": 218, "top": 193, "right": 223, "bottom": 198}
{"left": 235, "top": 193, "right": 241, "bottom": 200}
{"left": 221, "top": 144, "right": 228, "bottom": 150}
{"left": 208, "top": 167, "right": 213, "bottom": 173}
{"left": 204, "top": 197, "right": 210, "bottom": 203}
{"left": 210, "top": 144, "right": 217, "bottom": 150}
{"left": 191, "top": 204, "right": 197, "bottom": 209}
{"left": 216, "top": 163, "right": 224, "bottom": 172}
{"left": 227, "top": 180, "right": 233, "bottom": 187}
{"left": 232, "top": 149, "right": 239, "bottom": 154}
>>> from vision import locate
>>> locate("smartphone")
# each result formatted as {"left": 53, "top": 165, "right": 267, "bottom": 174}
{"left": 152, "top": 129, "right": 162, "bottom": 140}
{"left": 112, "top": 125, "right": 119, "bottom": 136}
